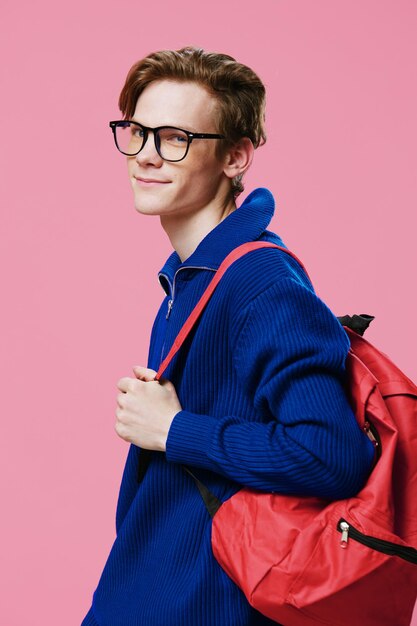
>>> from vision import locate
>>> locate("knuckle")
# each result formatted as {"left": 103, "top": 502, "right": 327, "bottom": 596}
{"left": 116, "top": 377, "right": 126, "bottom": 389}
{"left": 115, "top": 421, "right": 127, "bottom": 439}
{"left": 128, "top": 379, "right": 139, "bottom": 393}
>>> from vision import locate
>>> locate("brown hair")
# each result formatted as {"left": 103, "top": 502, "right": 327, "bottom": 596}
{"left": 118, "top": 46, "right": 267, "bottom": 198}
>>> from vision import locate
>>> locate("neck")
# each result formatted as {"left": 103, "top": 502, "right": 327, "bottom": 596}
{"left": 160, "top": 193, "right": 237, "bottom": 263}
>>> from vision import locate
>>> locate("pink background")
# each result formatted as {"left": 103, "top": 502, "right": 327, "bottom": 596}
{"left": 1, "top": 1, "right": 416, "bottom": 624}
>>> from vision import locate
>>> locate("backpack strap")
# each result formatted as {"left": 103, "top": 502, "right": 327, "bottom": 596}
{"left": 137, "top": 242, "right": 307, "bottom": 484}
{"left": 155, "top": 242, "right": 310, "bottom": 383}
{"left": 182, "top": 466, "right": 222, "bottom": 518}
{"left": 337, "top": 314, "right": 375, "bottom": 336}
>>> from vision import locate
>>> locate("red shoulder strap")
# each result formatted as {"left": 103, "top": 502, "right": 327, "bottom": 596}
{"left": 154, "top": 242, "right": 310, "bottom": 381}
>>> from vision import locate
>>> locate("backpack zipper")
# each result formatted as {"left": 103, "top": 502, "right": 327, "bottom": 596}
{"left": 337, "top": 518, "right": 417, "bottom": 564}
{"left": 362, "top": 419, "right": 381, "bottom": 468}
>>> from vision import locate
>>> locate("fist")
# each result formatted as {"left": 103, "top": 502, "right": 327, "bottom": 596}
{"left": 115, "top": 366, "right": 183, "bottom": 451}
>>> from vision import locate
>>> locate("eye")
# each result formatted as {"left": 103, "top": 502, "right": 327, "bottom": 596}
{"left": 131, "top": 127, "right": 145, "bottom": 138}
{"left": 159, "top": 128, "right": 188, "bottom": 145}
{"left": 168, "top": 133, "right": 187, "bottom": 143}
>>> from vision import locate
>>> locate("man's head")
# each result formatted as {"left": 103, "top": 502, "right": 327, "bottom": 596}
{"left": 114, "top": 46, "right": 266, "bottom": 217}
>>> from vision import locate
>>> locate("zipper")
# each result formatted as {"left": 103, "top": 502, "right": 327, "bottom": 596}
{"left": 159, "top": 266, "right": 217, "bottom": 319}
{"left": 339, "top": 521, "right": 350, "bottom": 548}
{"left": 363, "top": 419, "right": 380, "bottom": 449}
{"left": 166, "top": 299, "right": 173, "bottom": 319}
{"left": 158, "top": 265, "right": 217, "bottom": 362}
{"left": 336, "top": 518, "right": 417, "bottom": 564}
{"left": 362, "top": 419, "right": 381, "bottom": 468}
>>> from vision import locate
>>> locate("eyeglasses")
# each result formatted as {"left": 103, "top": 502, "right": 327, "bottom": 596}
{"left": 109, "top": 120, "right": 225, "bottom": 162}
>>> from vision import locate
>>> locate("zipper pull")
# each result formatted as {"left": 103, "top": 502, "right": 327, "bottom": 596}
{"left": 340, "top": 521, "right": 350, "bottom": 548}
{"left": 363, "top": 421, "right": 378, "bottom": 447}
{"left": 166, "top": 299, "right": 173, "bottom": 319}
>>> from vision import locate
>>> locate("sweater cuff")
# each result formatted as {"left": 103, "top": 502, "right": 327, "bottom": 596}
{"left": 165, "top": 409, "right": 218, "bottom": 470}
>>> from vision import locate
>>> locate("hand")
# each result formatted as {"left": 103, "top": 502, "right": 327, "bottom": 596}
{"left": 115, "top": 366, "right": 183, "bottom": 452}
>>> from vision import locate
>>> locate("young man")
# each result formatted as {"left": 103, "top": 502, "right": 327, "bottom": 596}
{"left": 81, "top": 47, "right": 375, "bottom": 626}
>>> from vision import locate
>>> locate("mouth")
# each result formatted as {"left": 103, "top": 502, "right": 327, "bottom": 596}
{"left": 134, "top": 176, "right": 171, "bottom": 186}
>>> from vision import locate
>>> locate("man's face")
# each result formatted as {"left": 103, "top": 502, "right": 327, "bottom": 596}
{"left": 127, "top": 79, "right": 231, "bottom": 218}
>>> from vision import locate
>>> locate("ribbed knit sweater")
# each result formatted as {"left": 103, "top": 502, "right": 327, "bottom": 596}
{"left": 81, "top": 187, "right": 375, "bottom": 626}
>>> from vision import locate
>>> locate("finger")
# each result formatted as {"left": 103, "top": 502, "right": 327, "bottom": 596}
{"left": 116, "top": 392, "right": 126, "bottom": 408}
{"left": 116, "top": 377, "right": 136, "bottom": 392}
{"left": 133, "top": 366, "right": 158, "bottom": 382}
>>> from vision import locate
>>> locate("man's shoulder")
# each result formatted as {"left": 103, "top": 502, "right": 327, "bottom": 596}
{"left": 219, "top": 229, "right": 314, "bottom": 306}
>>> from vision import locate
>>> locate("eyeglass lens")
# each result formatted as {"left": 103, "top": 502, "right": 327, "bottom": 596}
{"left": 114, "top": 122, "right": 189, "bottom": 161}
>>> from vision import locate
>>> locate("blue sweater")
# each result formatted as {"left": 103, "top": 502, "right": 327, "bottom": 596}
{"left": 81, "top": 187, "right": 375, "bottom": 626}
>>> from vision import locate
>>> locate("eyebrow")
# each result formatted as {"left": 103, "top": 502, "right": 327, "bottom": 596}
{"left": 130, "top": 118, "right": 199, "bottom": 133}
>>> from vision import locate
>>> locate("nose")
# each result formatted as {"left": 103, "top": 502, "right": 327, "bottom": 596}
{"left": 135, "top": 130, "right": 163, "bottom": 167}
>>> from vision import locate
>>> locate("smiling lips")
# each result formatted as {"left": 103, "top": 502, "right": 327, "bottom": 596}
{"left": 135, "top": 176, "right": 171, "bottom": 185}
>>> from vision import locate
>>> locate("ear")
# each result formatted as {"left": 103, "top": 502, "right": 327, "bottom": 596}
{"left": 222, "top": 137, "right": 255, "bottom": 181}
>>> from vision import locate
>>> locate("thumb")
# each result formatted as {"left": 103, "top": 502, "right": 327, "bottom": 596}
{"left": 132, "top": 365, "right": 158, "bottom": 382}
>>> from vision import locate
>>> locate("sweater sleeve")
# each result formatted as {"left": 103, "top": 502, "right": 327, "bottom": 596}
{"left": 165, "top": 277, "right": 375, "bottom": 499}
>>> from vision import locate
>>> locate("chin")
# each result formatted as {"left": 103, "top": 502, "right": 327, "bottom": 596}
{"left": 133, "top": 193, "right": 166, "bottom": 216}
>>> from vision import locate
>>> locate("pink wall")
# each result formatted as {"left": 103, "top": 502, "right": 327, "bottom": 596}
{"left": 1, "top": 1, "right": 416, "bottom": 624}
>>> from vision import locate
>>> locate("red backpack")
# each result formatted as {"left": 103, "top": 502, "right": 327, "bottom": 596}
{"left": 153, "top": 241, "right": 417, "bottom": 626}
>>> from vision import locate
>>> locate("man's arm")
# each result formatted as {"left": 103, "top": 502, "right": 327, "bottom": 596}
{"left": 165, "top": 277, "right": 375, "bottom": 500}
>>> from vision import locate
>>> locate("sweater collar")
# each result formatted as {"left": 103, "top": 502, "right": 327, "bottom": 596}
{"left": 158, "top": 187, "right": 275, "bottom": 295}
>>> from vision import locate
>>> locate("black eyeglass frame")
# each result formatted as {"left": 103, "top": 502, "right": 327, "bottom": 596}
{"left": 109, "top": 120, "right": 225, "bottom": 162}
